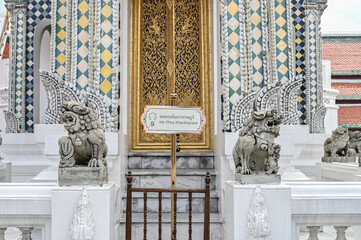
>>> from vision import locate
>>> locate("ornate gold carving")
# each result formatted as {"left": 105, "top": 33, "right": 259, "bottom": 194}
{"left": 166, "top": 0, "right": 173, "bottom": 9}
{"left": 167, "top": 60, "right": 174, "bottom": 76}
{"left": 130, "top": 0, "right": 212, "bottom": 151}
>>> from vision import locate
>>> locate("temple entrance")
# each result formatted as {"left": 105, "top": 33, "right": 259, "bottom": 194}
{"left": 130, "top": 0, "right": 213, "bottom": 152}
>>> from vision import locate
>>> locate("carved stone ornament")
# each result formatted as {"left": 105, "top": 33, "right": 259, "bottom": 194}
{"left": 322, "top": 126, "right": 356, "bottom": 164}
{"left": 233, "top": 103, "right": 282, "bottom": 184}
{"left": 247, "top": 185, "right": 271, "bottom": 240}
{"left": 3, "top": 110, "right": 22, "bottom": 133}
{"left": 40, "top": 70, "right": 117, "bottom": 132}
{"left": 58, "top": 102, "right": 108, "bottom": 186}
{"left": 231, "top": 74, "right": 303, "bottom": 132}
{"left": 348, "top": 130, "right": 361, "bottom": 155}
{"left": 310, "top": 106, "right": 327, "bottom": 133}
{"left": 70, "top": 188, "right": 95, "bottom": 240}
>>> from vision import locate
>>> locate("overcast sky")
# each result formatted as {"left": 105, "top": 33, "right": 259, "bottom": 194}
{"left": 0, "top": 0, "right": 359, "bottom": 32}
{"left": 321, "top": 0, "right": 361, "bottom": 33}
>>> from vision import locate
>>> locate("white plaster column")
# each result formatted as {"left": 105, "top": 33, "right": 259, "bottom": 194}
{"left": 52, "top": 183, "right": 116, "bottom": 240}
{"left": 224, "top": 181, "right": 291, "bottom": 240}
{"left": 322, "top": 60, "right": 339, "bottom": 134}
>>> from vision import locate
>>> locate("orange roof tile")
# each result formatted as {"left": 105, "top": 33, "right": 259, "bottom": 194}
{"left": 338, "top": 106, "right": 361, "bottom": 124}
{"left": 332, "top": 83, "right": 361, "bottom": 99}
{"left": 2, "top": 42, "right": 9, "bottom": 59}
{"left": 323, "top": 42, "right": 361, "bottom": 75}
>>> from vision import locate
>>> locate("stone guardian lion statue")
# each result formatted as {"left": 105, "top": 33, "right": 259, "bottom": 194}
{"left": 232, "top": 108, "right": 283, "bottom": 175}
{"left": 323, "top": 125, "right": 354, "bottom": 157}
{"left": 58, "top": 102, "right": 108, "bottom": 168}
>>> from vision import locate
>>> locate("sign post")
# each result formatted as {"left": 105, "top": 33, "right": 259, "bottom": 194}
{"left": 141, "top": 96, "right": 206, "bottom": 240}
{"left": 170, "top": 93, "right": 177, "bottom": 239}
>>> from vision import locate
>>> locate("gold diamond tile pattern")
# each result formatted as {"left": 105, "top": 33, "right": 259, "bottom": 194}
{"left": 226, "top": 0, "right": 241, "bottom": 110}
{"left": 275, "top": 0, "right": 289, "bottom": 83}
{"left": 100, "top": 0, "right": 114, "bottom": 97}
{"left": 55, "top": 0, "right": 67, "bottom": 78}
{"left": 251, "top": 0, "right": 264, "bottom": 87}
{"left": 291, "top": 0, "right": 307, "bottom": 124}
{"left": 76, "top": 0, "right": 90, "bottom": 90}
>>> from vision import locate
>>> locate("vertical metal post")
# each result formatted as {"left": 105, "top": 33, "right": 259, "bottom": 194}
{"left": 203, "top": 172, "right": 211, "bottom": 240}
{"left": 170, "top": 93, "right": 177, "bottom": 240}
{"left": 126, "top": 171, "right": 133, "bottom": 240}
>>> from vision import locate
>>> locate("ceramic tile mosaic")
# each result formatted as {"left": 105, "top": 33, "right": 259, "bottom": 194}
{"left": 250, "top": 0, "right": 264, "bottom": 88}
{"left": 227, "top": 0, "right": 241, "bottom": 110}
{"left": 76, "top": 0, "right": 90, "bottom": 90}
{"left": 25, "top": 0, "right": 52, "bottom": 132}
{"left": 100, "top": 0, "right": 114, "bottom": 98}
{"left": 55, "top": 0, "right": 67, "bottom": 78}
{"left": 14, "top": 10, "right": 26, "bottom": 128}
{"left": 291, "top": 0, "right": 307, "bottom": 124}
{"left": 274, "top": 0, "right": 289, "bottom": 83}
{"left": 307, "top": 12, "right": 318, "bottom": 114}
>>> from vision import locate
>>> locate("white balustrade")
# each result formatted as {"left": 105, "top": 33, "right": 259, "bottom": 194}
{"left": 335, "top": 226, "right": 348, "bottom": 240}
{"left": 0, "top": 183, "right": 55, "bottom": 240}
{"left": 0, "top": 228, "right": 5, "bottom": 240}
{"left": 19, "top": 227, "right": 34, "bottom": 240}
{"left": 287, "top": 181, "right": 361, "bottom": 239}
{"left": 307, "top": 226, "right": 320, "bottom": 240}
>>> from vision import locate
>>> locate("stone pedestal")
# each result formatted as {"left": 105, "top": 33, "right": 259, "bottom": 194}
{"left": 235, "top": 173, "right": 281, "bottom": 184}
{"left": 52, "top": 183, "right": 116, "bottom": 240}
{"left": 322, "top": 157, "right": 356, "bottom": 163}
{"left": 224, "top": 181, "right": 291, "bottom": 240}
{"left": 58, "top": 166, "right": 108, "bottom": 186}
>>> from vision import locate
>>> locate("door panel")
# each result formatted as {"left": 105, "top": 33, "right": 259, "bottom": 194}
{"left": 130, "top": 0, "right": 212, "bottom": 152}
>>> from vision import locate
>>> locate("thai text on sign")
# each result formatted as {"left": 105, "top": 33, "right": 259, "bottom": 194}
{"left": 141, "top": 106, "right": 206, "bottom": 134}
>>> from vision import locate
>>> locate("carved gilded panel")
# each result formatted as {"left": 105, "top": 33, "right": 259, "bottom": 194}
{"left": 130, "top": 0, "right": 212, "bottom": 151}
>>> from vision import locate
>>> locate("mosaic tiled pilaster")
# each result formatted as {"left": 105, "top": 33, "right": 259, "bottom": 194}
{"left": 53, "top": 0, "right": 67, "bottom": 78}
{"left": 25, "top": 0, "right": 52, "bottom": 132}
{"left": 76, "top": 0, "right": 90, "bottom": 90}
{"left": 274, "top": 0, "right": 290, "bottom": 83}
{"left": 306, "top": 11, "right": 318, "bottom": 115}
{"left": 304, "top": 0, "right": 327, "bottom": 133}
{"left": 250, "top": 0, "right": 264, "bottom": 87}
{"left": 226, "top": 0, "right": 241, "bottom": 110}
{"left": 291, "top": 0, "right": 307, "bottom": 124}
{"left": 5, "top": 0, "right": 28, "bottom": 132}
{"left": 221, "top": 0, "right": 299, "bottom": 131}
{"left": 99, "top": 0, "right": 114, "bottom": 100}
{"left": 49, "top": 0, "right": 120, "bottom": 130}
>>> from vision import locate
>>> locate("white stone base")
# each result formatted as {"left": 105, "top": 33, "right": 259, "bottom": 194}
{"left": 224, "top": 181, "right": 291, "bottom": 240}
{"left": 315, "top": 162, "right": 361, "bottom": 181}
{"left": 52, "top": 183, "right": 116, "bottom": 240}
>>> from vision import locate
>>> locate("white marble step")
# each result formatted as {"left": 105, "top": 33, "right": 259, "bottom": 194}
{"left": 127, "top": 169, "right": 216, "bottom": 190}
{"left": 128, "top": 152, "right": 214, "bottom": 169}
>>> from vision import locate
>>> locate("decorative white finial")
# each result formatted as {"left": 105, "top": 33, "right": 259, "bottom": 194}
{"left": 247, "top": 185, "right": 271, "bottom": 240}
{"left": 70, "top": 187, "right": 95, "bottom": 240}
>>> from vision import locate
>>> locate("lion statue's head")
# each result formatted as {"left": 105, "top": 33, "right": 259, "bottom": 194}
{"left": 59, "top": 102, "right": 101, "bottom": 134}
{"left": 349, "top": 130, "right": 361, "bottom": 143}
{"left": 331, "top": 126, "right": 349, "bottom": 142}
{"left": 251, "top": 108, "right": 283, "bottom": 137}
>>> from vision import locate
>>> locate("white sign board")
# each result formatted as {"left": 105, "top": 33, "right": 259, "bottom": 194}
{"left": 141, "top": 106, "right": 206, "bottom": 134}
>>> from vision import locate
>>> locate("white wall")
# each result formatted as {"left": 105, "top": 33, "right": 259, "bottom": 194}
{"left": 0, "top": 59, "right": 9, "bottom": 133}
{"left": 39, "top": 29, "right": 50, "bottom": 124}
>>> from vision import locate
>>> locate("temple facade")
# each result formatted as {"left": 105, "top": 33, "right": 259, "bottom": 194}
{"left": 0, "top": 0, "right": 339, "bottom": 239}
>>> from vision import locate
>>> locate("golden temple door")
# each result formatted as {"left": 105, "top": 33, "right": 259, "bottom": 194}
{"left": 130, "top": 0, "right": 212, "bottom": 152}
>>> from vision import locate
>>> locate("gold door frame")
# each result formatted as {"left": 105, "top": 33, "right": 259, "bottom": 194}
{"left": 130, "top": 0, "right": 212, "bottom": 152}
